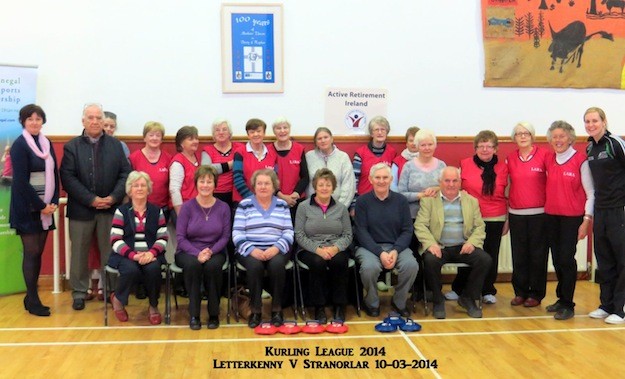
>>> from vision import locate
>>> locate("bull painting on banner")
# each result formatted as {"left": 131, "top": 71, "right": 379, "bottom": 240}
{"left": 0, "top": 64, "right": 37, "bottom": 295}
{"left": 482, "top": 0, "right": 625, "bottom": 89}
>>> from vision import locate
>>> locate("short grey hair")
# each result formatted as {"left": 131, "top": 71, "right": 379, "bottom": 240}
{"left": 369, "top": 162, "right": 391, "bottom": 177}
{"left": 126, "top": 171, "right": 153, "bottom": 196}
{"left": 511, "top": 122, "right": 536, "bottom": 141}
{"left": 439, "top": 166, "right": 461, "bottom": 181}
{"left": 368, "top": 116, "right": 390, "bottom": 136}
{"left": 211, "top": 118, "right": 232, "bottom": 137}
{"left": 414, "top": 129, "right": 437, "bottom": 147}
{"left": 82, "top": 103, "right": 104, "bottom": 118}
{"left": 272, "top": 117, "right": 291, "bottom": 131}
{"left": 251, "top": 169, "right": 280, "bottom": 192}
{"left": 546, "top": 120, "right": 576, "bottom": 144}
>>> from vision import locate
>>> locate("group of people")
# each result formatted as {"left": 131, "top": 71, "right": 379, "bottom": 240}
{"left": 9, "top": 103, "right": 625, "bottom": 332}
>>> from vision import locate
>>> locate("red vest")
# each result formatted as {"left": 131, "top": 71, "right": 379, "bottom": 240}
{"left": 545, "top": 151, "right": 587, "bottom": 216}
{"left": 506, "top": 146, "right": 550, "bottom": 210}
{"left": 272, "top": 141, "right": 305, "bottom": 197}
{"left": 129, "top": 149, "right": 172, "bottom": 208}
{"left": 392, "top": 155, "right": 408, "bottom": 180}
{"left": 356, "top": 144, "right": 396, "bottom": 195}
{"left": 233, "top": 145, "right": 277, "bottom": 202}
{"left": 460, "top": 157, "right": 508, "bottom": 218}
{"left": 170, "top": 152, "right": 199, "bottom": 202}
{"left": 202, "top": 142, "right": 243, "bottom": 194}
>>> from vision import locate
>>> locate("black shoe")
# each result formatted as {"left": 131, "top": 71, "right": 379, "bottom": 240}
{"left": 26, "top": 302, "right": 51, "bottom": 317}
{"left": 546, "top": 302, "right": 564, "bottom": 313}
{"left": 458, "top": 296, "right": 482, "bottom": 318}
{"left": 189, "top": 317, "right": 201, "bottom": 330}
{"left": 363, "top": 304, "right": 380, "bottom": 318}
{"left": 391, "top": 300, "right": 411, "bottom": 318}
{"left": 554, "top": 308, "right": 575, "bottom": 320}
{"left": 333, "top": 306, "right": 345, "bottom": 322}
{"left": 24, "top": 295, "right": 50, "bottom": 312}
{"left": 271, "top": 311, "right": 284, "bottom": 327}
{"left": 433, "top": 302, "right": 446, "bottom": 319}
{"left": 314, "top": 307, "right": 327, "bottom": 324}
{"left": 248, "top": 313, "right": 262, "bottom": 328}
{"left": 135, "top": 284, "right": 147, "bottom": 300}
{"left": 72, "top": 298, "right": 85, "bottom": 311}
{"left": 207, "top": 316, "right": 220, "bottom": 329}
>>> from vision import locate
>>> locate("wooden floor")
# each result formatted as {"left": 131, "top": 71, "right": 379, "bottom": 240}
{"left": 0, "top": 280, "right": 623, "bottom": 378}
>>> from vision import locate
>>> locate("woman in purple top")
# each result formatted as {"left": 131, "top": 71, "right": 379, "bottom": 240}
{"left": 175, "top": 165, "right": 231, "bottom": 330}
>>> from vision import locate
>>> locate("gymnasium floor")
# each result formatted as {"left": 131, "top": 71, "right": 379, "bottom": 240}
{"left": 0, "top": 280, "right": 623, "bottom": 378}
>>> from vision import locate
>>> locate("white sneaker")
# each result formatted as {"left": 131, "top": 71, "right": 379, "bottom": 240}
{"left": 261, "top": 289, "right": 271, "bottom": 299}
{"left": 604, "top": 314, "right": 625, "bottom": 324}
{"left": 376, "top": 281, "right": 391, "bottom": 292}
{"left": 588, "top": 308, "right": 610, "bottom": 319}
{"left": 444, "top": 290, "right": 459, "bottom": 301}
{"left": 482, "top": 294, "right": 497, "bottom": 304}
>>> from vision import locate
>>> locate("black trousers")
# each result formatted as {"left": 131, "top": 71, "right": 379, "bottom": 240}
{"left": 547, "top": 214, "right": 582, "bottom": 310}
{"left": 509, "top": 213, "right": 549, "bottom": 300}
{"left": 109, "top": 254, "right": 165, "bottom": 307}
{"left": 175, "top": 252, "right": 225, "bottom": 318}
{"left": 593, "top": 207, "right": 625, "bottom": 317}
{"left": 237, "top": 252, "right": 289, "bottom": 313}
{"left": 298, "top": 249, "right": 349, "bottom": 306}
{"left": 452, "top": 221, "right": 504, "bottom": 296}
{"left": 423, "top": 245, "right": 492, "bottom": 304}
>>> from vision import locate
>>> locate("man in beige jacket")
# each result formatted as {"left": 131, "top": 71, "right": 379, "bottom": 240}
{"left": 415, "top": 166, "right": 491, "bottom": 319}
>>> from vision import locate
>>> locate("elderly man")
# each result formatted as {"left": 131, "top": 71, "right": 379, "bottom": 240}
{"left": 415, "top": 166, "right": 491, "bottom": 319}
{"left": 60, "top": 103, "right": 131, "bottom": 310}
{"left": 355, "top": 163, "right": 418, "bottom": 317}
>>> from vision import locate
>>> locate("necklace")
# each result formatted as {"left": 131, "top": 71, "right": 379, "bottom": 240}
{"left": 200, "top": 205, "right": 213, "bottom": 221}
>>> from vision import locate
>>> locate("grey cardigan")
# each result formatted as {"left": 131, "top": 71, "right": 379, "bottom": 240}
{"left": 294, "top": 194, "right": 353, "bottom": 253}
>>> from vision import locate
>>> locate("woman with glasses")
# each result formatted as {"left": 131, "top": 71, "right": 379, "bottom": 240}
{"left": 506, "top": 123, "right": 550, "bottom": 308}
{"left": 448, "top": 130, "right": 508, "bottom": 306}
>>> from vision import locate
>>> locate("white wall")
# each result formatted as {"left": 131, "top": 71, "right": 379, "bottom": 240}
{"left": 2, "top": 0, "right": 623, "bottom": 137}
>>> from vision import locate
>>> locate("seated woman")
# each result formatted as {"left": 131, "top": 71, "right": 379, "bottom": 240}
{"left": 233, "top": 169, "right": 294, "bottom": 328}
{"left": 295, "top": 168, "right": 352, "bottom": 323}
{"left": 108, "top": 171, "right": 168, "bottom": 325}
{"left": 175, "top": 165, "right": 231, "bottom": 330}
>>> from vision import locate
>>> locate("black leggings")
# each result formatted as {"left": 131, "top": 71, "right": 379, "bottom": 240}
{"left": 20, "top": 231, "right": 49, "bottom": 305}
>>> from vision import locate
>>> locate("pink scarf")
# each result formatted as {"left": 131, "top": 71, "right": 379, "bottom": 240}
{"left": 22, "top": 129, "right": 55, "bottom": 230}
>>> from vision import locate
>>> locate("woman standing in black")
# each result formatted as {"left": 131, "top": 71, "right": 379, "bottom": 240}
{"left": 9, "top": 104, "right": 59, "bottom": 316}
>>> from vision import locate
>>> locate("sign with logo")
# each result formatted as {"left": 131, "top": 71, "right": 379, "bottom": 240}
{"left": 324, "top": 88, "right": 388, "bottom": 136}
{"left": 0, "top": 64, "right": 37, "bottom": 295}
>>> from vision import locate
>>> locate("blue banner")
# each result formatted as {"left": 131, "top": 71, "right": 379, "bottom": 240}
{"left": 0, "top": 64, "right": 37, "bottom": 295}
{"left": 230, "top": 13, "right": 275, "bottom": 83}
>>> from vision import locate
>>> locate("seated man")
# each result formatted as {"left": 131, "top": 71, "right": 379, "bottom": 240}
{"left": 355, "top": 163, "right": 418, "bottom": 317}
{"left": 415, "top": 166, "right": 491, "bottom": 319}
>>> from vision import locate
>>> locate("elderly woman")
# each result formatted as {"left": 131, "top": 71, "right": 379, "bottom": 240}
{"left": 129, "top": 121, "right": 172, "bottom": 218}
{"left": 170, "top": 126, "right": 200, "bottom": 216}
{"left": 107, "top": 171, "right": 168, "bottom": 325}
{"left": 391, "top": 126, "right": 420, "bottom": 191}
{"left": 270, "top": 117, "right": 309, "bottom": 219}
{"left": 306, "top": 127, "right": 355, "bottom": 208}
{"left": 585, "top": 107, "right": 625, "bottom": 324}
{"left": 102, "top": 111, "right": 130, "bottom": 158}
{"left": 544, "top": 121, "right": 594, "bottom": 320}
{"left": 449, "top": 130, "right": 508, "bottom": 304}
{"left": 398, "top": 129, "right": 446, "bottom": 220}
{"left": 175, "top": 166, "right": 231, "bottom": 330}
{"left": 352, "top": 116, "right": 396, "bottom": 208}
{"left": 295, "top": 168, "right": 352, "bottom": 323}
{"left": 232, "top": 118, "right": 277, "bottom": 204}
{"left": 233, "top": 169, "right": 294, "bottom": 328}
{"left": 201, "top": 118, "right": 243, "bottom": 208}
{"left": 506, "top": 122, "right": 550, "bottom": 308}
{"left": 9, "top": 104, "right": 59, "bottom": 317}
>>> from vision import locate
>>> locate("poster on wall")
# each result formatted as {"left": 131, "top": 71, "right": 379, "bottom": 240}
{"left": 0, "top": 64, "right": 37, "bottom": 295}
{"left": 221, "top": 3, "right": 284, "bottom": 93}
{"left": 482, "top": 0, "right": 625, "bottom": 89}
{"left": 324, "top": 88, "right": 388, "bottom": 136}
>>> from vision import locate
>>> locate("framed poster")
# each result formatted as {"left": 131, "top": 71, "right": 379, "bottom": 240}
{"left": 221, "top": 3, "right": 284, "bottom": 93}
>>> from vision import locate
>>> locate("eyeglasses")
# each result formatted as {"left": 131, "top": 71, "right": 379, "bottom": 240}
{"left": 477, "top": 145, "right": 495, "bottom": 150}
{"left": 515, "top": 132, "right": 531, "bottom": 137}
